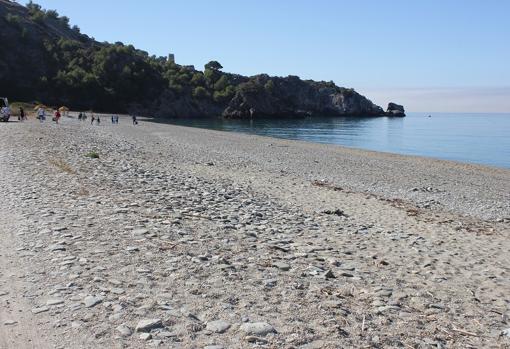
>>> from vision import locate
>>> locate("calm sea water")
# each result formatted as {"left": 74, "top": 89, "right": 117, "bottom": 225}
{"left": 165, "top": 113, "right": 510, "bottom": 169}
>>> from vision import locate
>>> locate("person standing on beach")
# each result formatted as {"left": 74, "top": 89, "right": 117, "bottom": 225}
{"left": 96, "top": 115, "right": 101, "bottom": 125}
{"left": 90, "top": 114, "right": 95, "bottom": 125}
{"left": 19, "top": 107, "right": 25, "bottom": 121}
{"left": 111, "top": 115, "right": 114, "bottom": 124}
{"left": 37, "top": 107, "right": 45, "bottom": 123}
{"left": 132, "top": 115, "right": 137, "bottom": 125}
{"left": 54, "top": 110, "right": 61, "bottom": 124}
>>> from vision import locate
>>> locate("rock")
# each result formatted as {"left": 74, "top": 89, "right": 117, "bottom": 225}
{"left": 321, "top": 269, "right": 335, "bottom": 279}
{"left": 263, "top": 279, "right": 278, "bottom": 288}
{"left": 46, "top": 298, "right": 64, "bottom": 306}
{"left": 83, "top": 295, "right": 103, "bottom": 308}
{"left": 273, "top": 262, "right": 290, "bottom": 271}
{"left": 116, "top": 324, "right": 132, "bottom": 337}
{"left": 206, "top": 320, "right": 231, "bottom": 333}
{"left": 502, "top": 328, "right": 510, "bottom": 338}
{"left": 386, "top": 102, "right": 406, "bottom": 117}
{"left": 139, "top": 333, "right": 152, "bottom": 340}
{"left": 132, "top": 228, "right": 149, "bottom": 236}
{"left": 245, "top": 335, "right": 268, "bottom": 344}
{"left": 3, "top": 320, "right": 17, "bottom": 325}
{"left": 135, "top": 319, "right": 163, "bottom": 332}
{"left": 110, "top": 288, "right": 125, "bottom": 295}
{"left": 239, "top": 322, "right": 276, "bottom": 336}
{"left": 31, "top": 306, "right": 49, "bottom": 314}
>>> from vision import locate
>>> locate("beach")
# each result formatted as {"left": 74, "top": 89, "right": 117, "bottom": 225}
{"left": 0, "top": 115, "right": 509, "bottom": 348}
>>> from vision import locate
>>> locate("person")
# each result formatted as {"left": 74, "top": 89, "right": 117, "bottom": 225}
{"left": 132, "top": 115, "right": 138, "bottom": 125}
{"left": 90, "top": 114, "right": 95, "bottom": 125}
{"left": 96, "top": 115, "right": 101, "bottom": 125}
{"left": 54, "top": 110, "right": 61, "bottom": 124}
{"left": 19, "top": 106, "right": 25, "bottom": 121}
{"left": 115, "top": 115, "right": 119, "bottom": 124}
{"left": 111, "top": 115, "right": 115, "bottom": 124}
{"left": 78, "top": 112, "right": 82, "bottom": 121}
{"left": 37, "top": 107, "right": 45, "bottom": 123}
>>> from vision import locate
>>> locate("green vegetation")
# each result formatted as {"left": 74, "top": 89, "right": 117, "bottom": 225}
{"left": 85, "top": 151, "right": 100, "bottom": 159}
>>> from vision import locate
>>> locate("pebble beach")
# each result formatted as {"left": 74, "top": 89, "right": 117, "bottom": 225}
{"left": 0, "top": 115, "right": 509, "bottom": 348}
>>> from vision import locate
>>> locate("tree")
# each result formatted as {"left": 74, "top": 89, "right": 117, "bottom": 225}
{"left": 193, "top": 86, "right": 208, "bottom": 99}
{"left": 190, "top": 72, "right": 205, "bottom": 86}
{"left": 214, "top": 75, "right": 229, "bottom": 91}
{"left": 204, "top": 60, "right": 223, "bottom": 71}
{"left": 264, "top": 80, "right": 275, "bottom": 92}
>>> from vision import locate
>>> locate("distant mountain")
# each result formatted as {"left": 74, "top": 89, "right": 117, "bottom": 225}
{"left": 0, "top": 0, "right": 403, "bottom": 118}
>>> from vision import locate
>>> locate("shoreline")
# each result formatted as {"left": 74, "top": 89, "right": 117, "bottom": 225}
{"left": 148, "top": 113, "right": 510, "bottom": 170}
{"left": 152, "top": 116, "right": 510, "bottom": 172}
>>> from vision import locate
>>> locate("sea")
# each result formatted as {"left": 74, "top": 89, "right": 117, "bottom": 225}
{"left": 165, "top": 112, "right": 510, "bottom": 169}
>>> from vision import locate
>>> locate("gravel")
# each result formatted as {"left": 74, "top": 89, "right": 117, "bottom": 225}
{"left": 0, "top": 115, "right": 508, "bottom": 348}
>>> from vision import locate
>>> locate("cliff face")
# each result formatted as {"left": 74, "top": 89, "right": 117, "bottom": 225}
{"left": 0, "top": 0, "right": 400, "bottom": 118}
{"left": 222, "top": 75, "right": 384, "bottom": 118}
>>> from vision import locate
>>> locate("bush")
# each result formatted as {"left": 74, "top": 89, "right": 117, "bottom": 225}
{"left": 192, "top": 86, "right": 208, "bottom": 99}
{"left": 30, "top": 10, "right": 45, "bottom": 24}
{"left": 213, "top": 75, "right": 229, "bottom": 91}
{"left": 213, "top": 86, "right": 235, "bottom": 103}
{"left": 85, "top": 151, "right": 99, "bottom": 159}
{"left": 264, "top": 80, "right": 275, "bottom": 92}
{"left": 190, "top": 72, "right": 205, "bottom": 86}
{"left": 5, "top": 14, "right": 22, "bottom": 26}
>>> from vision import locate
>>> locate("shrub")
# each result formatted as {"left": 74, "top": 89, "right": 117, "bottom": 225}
{"left": 5, "top": 14, "right": 22, "bottom": 26}
{"left": 213, "top": 75, "right": 229, "bottom": 91}
{"left": 192, "top": 86, "right": 208, "bottom": 99}
{"left": 85, "top": 151, "right": 99, "bottom": 159}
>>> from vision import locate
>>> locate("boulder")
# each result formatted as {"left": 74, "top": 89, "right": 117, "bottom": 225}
{"left": 386, "top": 102, "right": 406, "bottom": 117}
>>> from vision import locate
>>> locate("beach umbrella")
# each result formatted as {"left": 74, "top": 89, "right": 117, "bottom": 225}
{"left": 33, "top": 104, "right": 48, "bottom": 110}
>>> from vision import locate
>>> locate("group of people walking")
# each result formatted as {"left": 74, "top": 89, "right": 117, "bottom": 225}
{"left": 35, "top": 107, "right": 62, "bottom": 123}
{"left": 28, "top": 108, "right": 140, "bottom": 126}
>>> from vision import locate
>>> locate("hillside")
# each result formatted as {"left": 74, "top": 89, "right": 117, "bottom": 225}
{"left": 0, "top": 1, "right": 403, "bottom": 118}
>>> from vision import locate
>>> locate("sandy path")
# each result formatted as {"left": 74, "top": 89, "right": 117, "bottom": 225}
{"left": 0, "top": 116, "right": 508, "bottom": 348}
{"left": 0, "top": 131, "right": 52, "bottom": 349}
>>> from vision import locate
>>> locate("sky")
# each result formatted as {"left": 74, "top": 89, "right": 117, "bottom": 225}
{"left": 31, "top": 0, "right": 510, "bottom": 112}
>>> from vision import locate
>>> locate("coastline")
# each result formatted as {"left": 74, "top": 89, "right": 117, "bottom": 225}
{"left": 0, "top": 116, "right": 508, "bottom": 348}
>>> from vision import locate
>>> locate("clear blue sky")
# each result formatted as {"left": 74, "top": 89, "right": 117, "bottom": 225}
{"left": 31, "top": 0, "right": 510, "bottom": 112}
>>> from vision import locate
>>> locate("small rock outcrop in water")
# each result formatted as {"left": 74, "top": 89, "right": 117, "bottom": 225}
{"left": 386, "top": 103, "right": 406, "bottom": 117}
